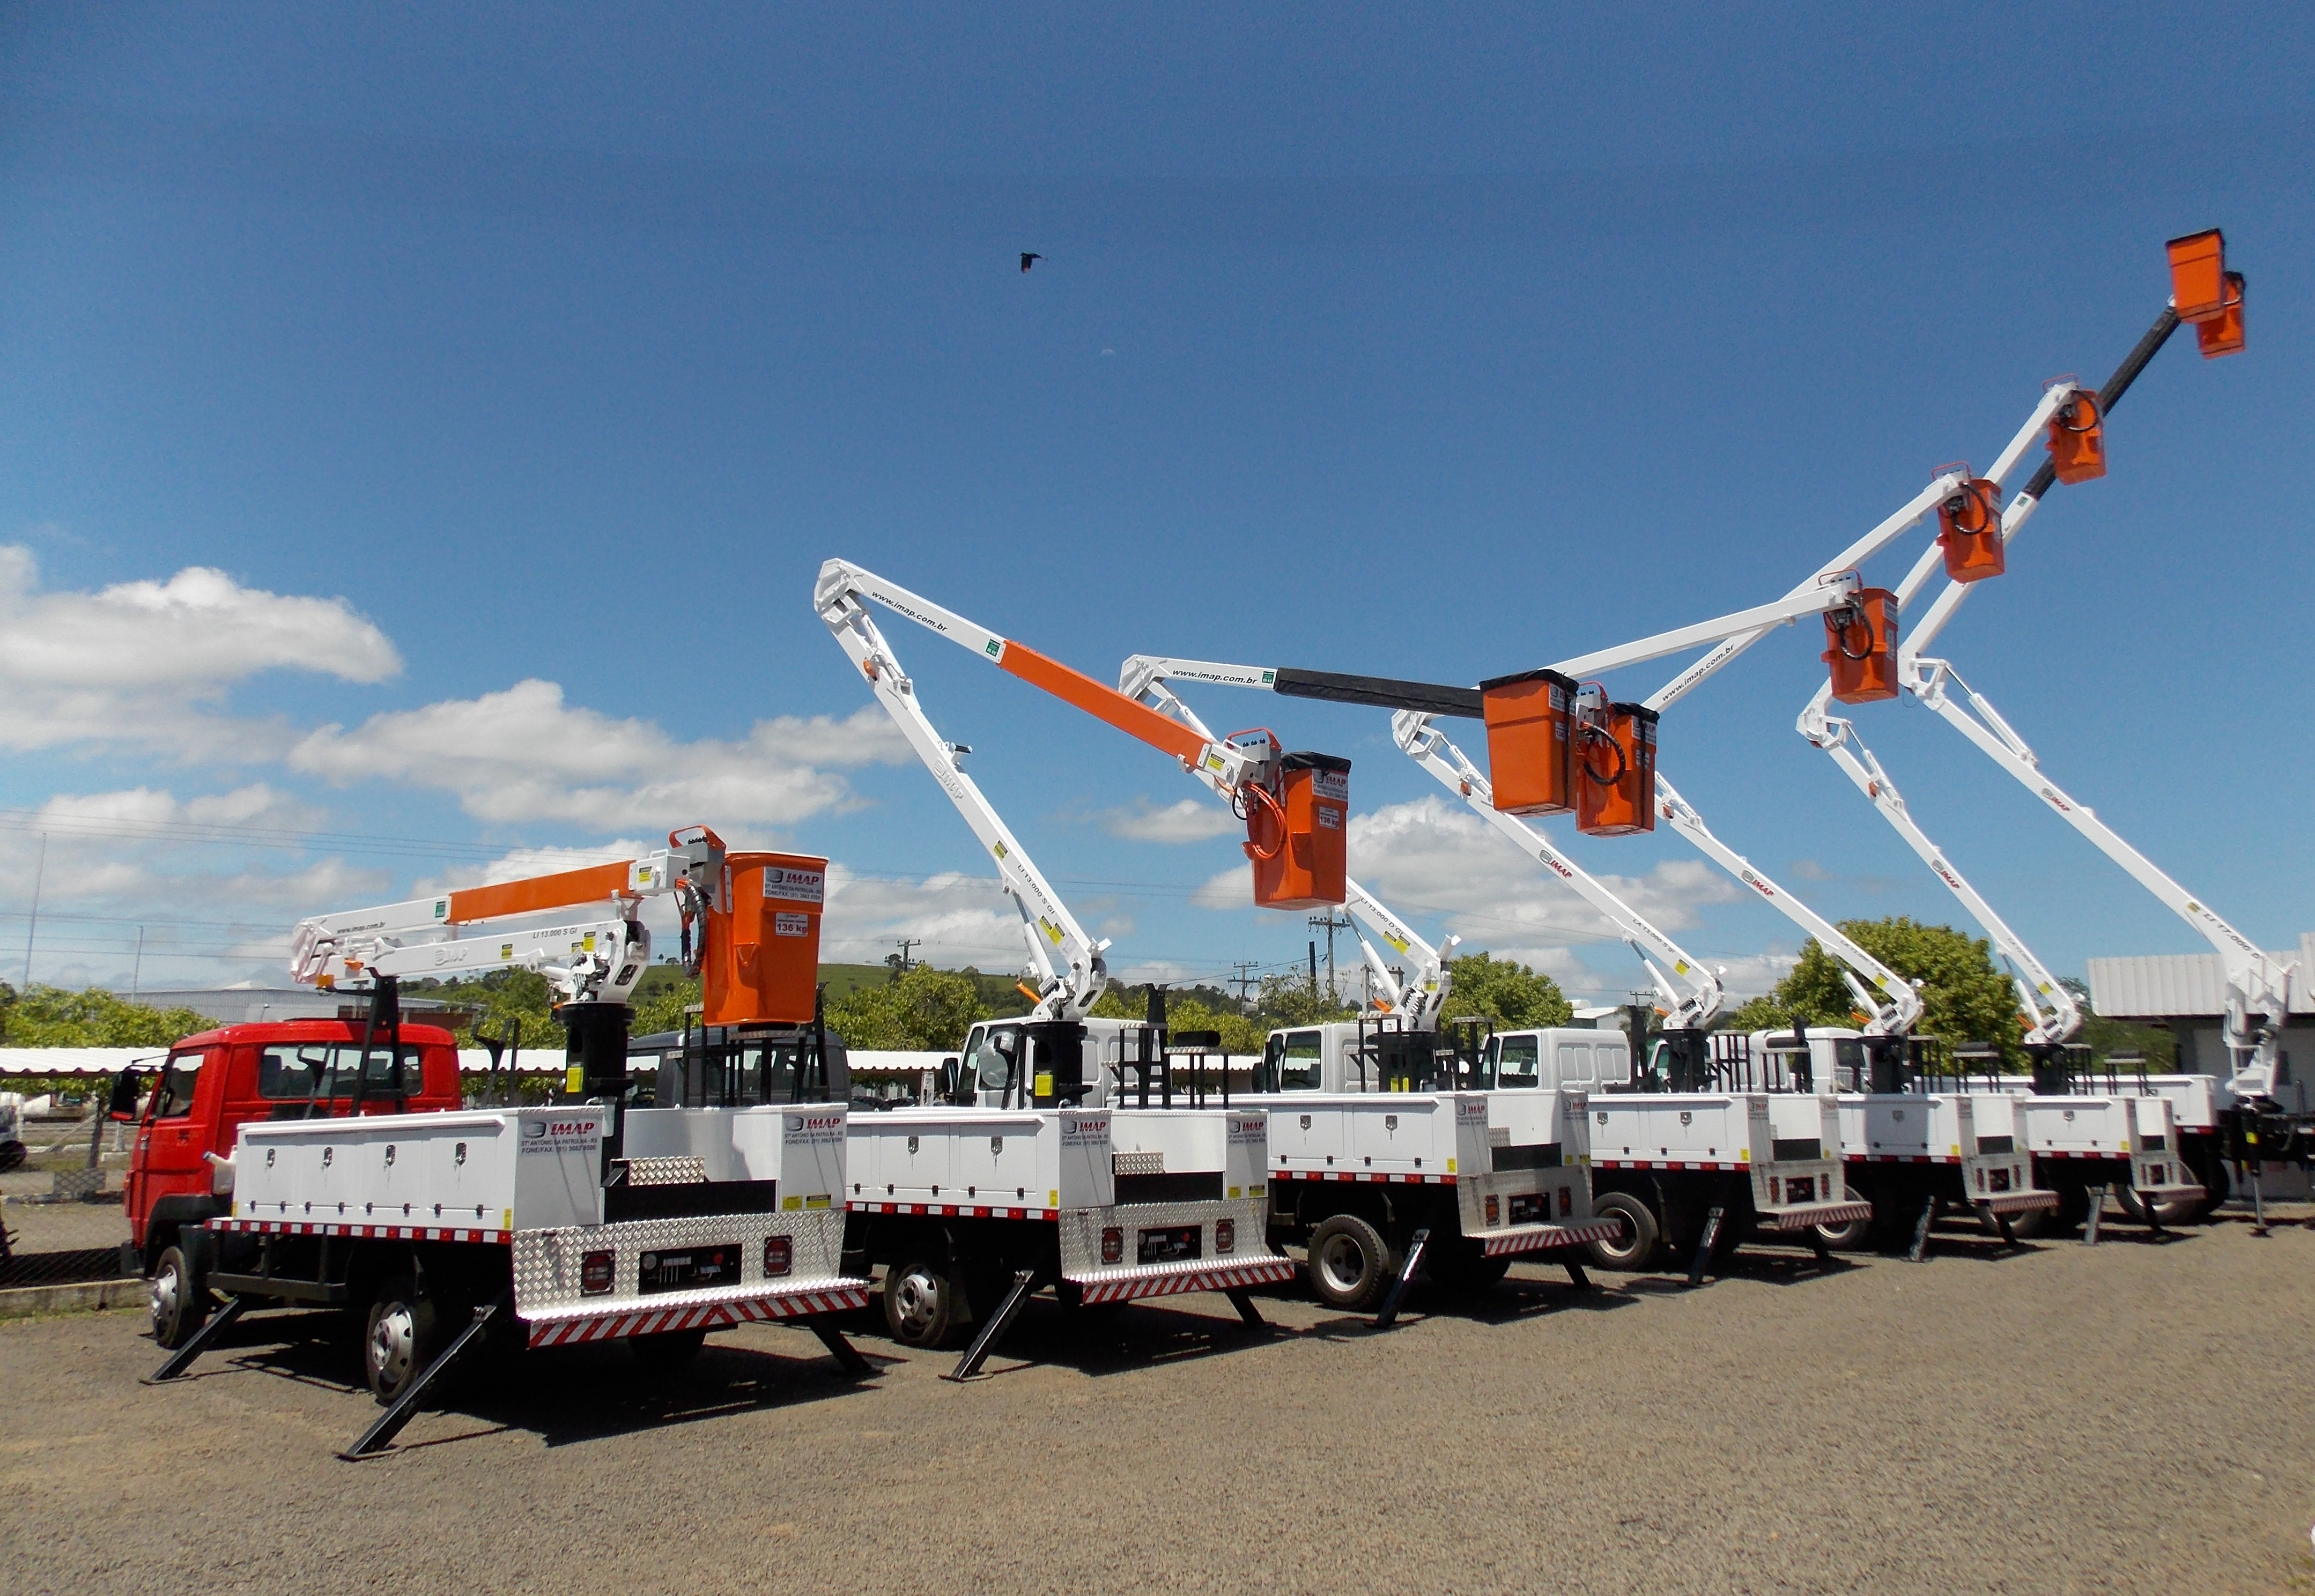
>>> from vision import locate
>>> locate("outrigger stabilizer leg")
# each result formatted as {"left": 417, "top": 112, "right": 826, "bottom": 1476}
{"left": 339, "top": 1292, "right": 507, "bottom": 1461}
{"left": 143, "top": 1294, "right": 250, "bottom": 1385}
{"left": 1371, "top": 1227, "right": 1430, "bottom": 1330}
{"left": 945, "top": 1268, "right": 1038, "bottom": 1382}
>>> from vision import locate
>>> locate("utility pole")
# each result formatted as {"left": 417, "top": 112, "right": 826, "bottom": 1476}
{"left": 887, "top": 937, "right": 920, "bottom": 981}
{"left": 132, "top": 926, "right": 145, "bottom": 1001}
{"left": 1229, "top": 962, "right": 1260, "bottom": 1005}
{"left": 21, "top": 833, "right": 45, "bottom": 990}
{"left": 1306, "top": 910, "right": 1351, "bottom": 1004}
{"left": 1307, "top": 940, "right": 1319, "bottom": 996}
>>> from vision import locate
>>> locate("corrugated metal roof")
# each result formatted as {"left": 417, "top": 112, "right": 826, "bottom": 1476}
{"left": 2087, "top": 936, "right": 2311, "bottom": 1019}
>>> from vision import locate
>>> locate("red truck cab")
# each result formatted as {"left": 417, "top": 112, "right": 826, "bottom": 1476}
{"left": 124, "top": 1020, "right": 464, "bottom": 1268}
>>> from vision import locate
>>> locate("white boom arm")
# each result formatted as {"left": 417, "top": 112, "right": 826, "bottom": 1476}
{"left": 816, "top": 568, "right": 1110, "bottom": 1021}
{"left": 288, "top": 828, "right": 724, "bottom": 1006}
{"left": 1121, "top": 667, "right": 1460, "bottom": 1028}
{"left": 1394, "top": 712, "right": 1724, "bottom": 1029}
{"left": 1652, "top": 773, "right": 1922, "bottom": 1036}
{"left": 1796, "top": 688, "right": 2079, "bottom": 1049}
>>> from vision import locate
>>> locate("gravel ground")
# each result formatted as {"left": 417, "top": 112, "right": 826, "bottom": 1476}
{"left": 2, "top": 1212, "right": 2311, "bottom": 1596}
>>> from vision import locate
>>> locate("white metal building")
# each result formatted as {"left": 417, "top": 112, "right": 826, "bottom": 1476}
{"left": 2085, "top": 932, "right": 2314, "bottom": 1077}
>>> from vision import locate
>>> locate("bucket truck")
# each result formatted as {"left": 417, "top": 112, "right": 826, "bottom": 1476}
{"left": 1120, "top": 657, "right": 1870, "bottom": 1286}
{"left": 1112, "top": 667, "right": 1616, "bottom": 1311}
{"left": 134, "top": 829, "right": 874, "bottom": 1457}
{"left": 815, "top": 562, "right": 1292, "bottom": 1363}
{"left": 1869, "top": 230, "right": 2298, "bottom": 1216}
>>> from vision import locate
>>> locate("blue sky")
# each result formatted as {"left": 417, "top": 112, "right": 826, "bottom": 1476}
{"left": 2, "top": 3, "right": 2310, "bottom": 1007}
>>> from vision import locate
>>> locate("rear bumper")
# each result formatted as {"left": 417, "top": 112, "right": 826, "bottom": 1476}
{"left": 1757, "top": 1199, "right": 1875, "bottom": 1233}
{"left": 1974, "top": 1190, "right": 2060, "bottom": 1216}
{"left": 1066, "top": 1255, "right": 1297, "bottom": 1305}
{"left": 522, "top": 1277, "right": 871, "bottom": 1348}
{"left": 1480, "top": 1218, "right": 1622, "bottom": 1257}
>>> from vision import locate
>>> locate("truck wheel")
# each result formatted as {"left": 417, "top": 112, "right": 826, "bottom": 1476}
{"left": 1585, "top": 1192, "right": 1660, "bottom": 1271}
{"left": 630, "top": 1327, "right": 708, "bottom": 1370}
{"left": 2190, "top": 1153, "right": 2230, "bottom": 1221}
{"left": 0, "top": 1139, "right": 24, "bottom": 1173}
{"left": 1306, "top": 1215, "right": 1395, "bottom": 1311}
{"left": 364, "top": 1276, "right": 442, "bottom": 1406}
{"left": 149, "top": 1244, "right": 210, "bottom": 1350}
{"left": 882, "top": 1257, "right": 964, "bottom": 1349}
{"left": 1815, "top": 1212, "right": 1875, "bottom": 1252}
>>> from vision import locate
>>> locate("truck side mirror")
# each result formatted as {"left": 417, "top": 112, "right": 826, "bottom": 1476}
{"left": 107, "top": 1068, "right": 145, "bottom": 1122}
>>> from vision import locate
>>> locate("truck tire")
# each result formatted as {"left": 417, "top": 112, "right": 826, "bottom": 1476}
{"left": 1306, "top": 1214, "right": 1395, "bottom": 1311}
{"left": 1815, "top": 1212, "right": 1875, "bottom": 1252}
{"left": 0, "top": 1139, "right": 25, "bottom": 1173}
{"left": 882, "top": 1256, "right": 965, "bottom": 1349}
{"left": 364, "top": 1275, "right": 443, "bottom": 1406}
{"left": 149, "top": 1244, "right": 210, "bottom": 1350}
{"left": 1585, "top": 1191, "right": 1661, "bottom": 1271}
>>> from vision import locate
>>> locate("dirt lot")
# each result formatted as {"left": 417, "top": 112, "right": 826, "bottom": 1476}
{"left": 3, "top": 1213, "right": 2311, "bottom": 1596}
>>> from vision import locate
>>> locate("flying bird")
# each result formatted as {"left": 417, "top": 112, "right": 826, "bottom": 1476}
{"left": 1020, "top": 252, "right": 1042, "bottom": 272}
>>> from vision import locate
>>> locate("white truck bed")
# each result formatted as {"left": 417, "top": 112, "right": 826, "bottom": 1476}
{"left": 1588, "top": 1091, "right": 1872, "bottom": 1232}
{"left": 218, "top": 1103, "right": 869, "bottom": 1345}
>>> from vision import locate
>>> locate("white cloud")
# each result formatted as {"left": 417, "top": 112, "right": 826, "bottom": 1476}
{"left": 818, "top": 865, "right": 1029, "bottom": 973}
{"left": 1096, "top": 797, "right": 1241, "bottom": 844}
{"left": 0, "top": 547, "right": 400, "bottom": 757}
{"left": 1, "top": 786, "right": 394, "bottom": 989}
{"left": 290, "top": 681, "right": 911, "bottom": 830}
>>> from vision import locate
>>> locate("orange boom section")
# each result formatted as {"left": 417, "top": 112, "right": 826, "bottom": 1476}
{"left": 1247, "top": 754, "right": 1350, "bottom": 910}
{"left": 995, "top": 641, "right": 1210, "bottom": 766}
{"left": 702, "top": 852, "right": 827, "bottom": 1027}
{"left": 446, "top": 859, "right": 639, "bottom": 924}
{"left": 1480, "top": 669, "right": 1577, "bottom": 816}
{"left": 1823, "top": 588, "right": 1900, "bottom": 704}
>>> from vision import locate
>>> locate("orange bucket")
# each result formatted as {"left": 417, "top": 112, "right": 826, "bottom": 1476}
{"left": 2194, "top": 272, "right": 2245, "bottom": 358}
{"left": 1936, "top": 478, "right": 2006, "bottom": 583}
{"left": 701, "top": 852, "right": 826, "bottom": 1026}
{"left": 2044, "top": 390, "right": 2105, "bottom": 485}
{"left": 1480, "top": 669, "right": 1577, "bottom": 815}
{"left": 1248, "top": 754, "right": 1349, "bottom": 909}
{"left": 1573, "top": 702, "right": 1656, "bottom": 837}
{"left": 2165, "top": 229, "right": 2228, "bottom": 323}
{"left": 1824, "top": 589, "right": 1900, "bottom": 704}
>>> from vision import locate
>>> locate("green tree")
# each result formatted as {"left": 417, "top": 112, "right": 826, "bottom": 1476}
{"left": 1252, "top": 971, "right": 1355, "bottom": 1028}
{"left": 826, "top": 964, "right": 989, "bottom": 1051}
{"left": 1439, "top": 952, "right": 1573, "bottom": 1030}
{"left": 2, "top": 986, "right": 217, "bottom": 1047}
{"left": 1090, "top": 984, "right": 1270, "bottom": 1056}
{"left": 631, "top": 976, "right": 702, "bottom": 1037}
{"left": 1744, "top": 918, "right": 2025, "bottom": 1064}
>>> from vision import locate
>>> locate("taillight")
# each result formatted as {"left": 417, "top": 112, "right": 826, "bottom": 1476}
{"left": 763, "top": 1235, "right": 792, "bottom": 1278}
{"left": 1768, "top": 1177, "right": 1781, "bottom": 1204}
{"left": 580, "top": 1250, "right": 615, "bottom": 1295}
{"left": 1100, "top": 1226, "right": 1123, "bottom": 1265}
{"left": 1558, "top": 1186, "right": 1572, "bottom": 1217}
{"left": 1484, "top": 1193, "right": 1500, "bottom": 1227}
{"left": 1215, "top": 1218, "right": 1235, "bottom": 1254}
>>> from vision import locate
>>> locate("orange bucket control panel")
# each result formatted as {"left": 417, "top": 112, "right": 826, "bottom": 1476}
{"left": 1936, "top": 476, "right": 2006, "bottom": 584}
{"left": 1823, "top": 588, "right": 1900, "bottom": 704}
{"left": 1480, "top": 668, "right": 1578, "bottom": 816}
{"left": 701, "top": 851, "right": 827, "bottom": 1027}
{"left": 1247, "top": 753, "right": 1350, "bottom": 909}
{"left": 2167, "top": 229, "right": 2245, "bottom": 359}
{"left": 2044, "top": 388, "right": 2105, "bottom": 485}
{"left": 1572, "top": 695, "right": 1656, "bottom": 837}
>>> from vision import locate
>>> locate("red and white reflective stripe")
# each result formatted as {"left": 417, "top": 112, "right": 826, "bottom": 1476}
{"left": 208, "top": 1218, "right": 510, "bottom": 1245}
{"left": 1853, "top": 1153, "right": 1955, "bottom": 1165}
{"left": 847, "top": 1200, "right": 1057, "bottom": 1221}
{"left": 524, "top": 1283, "right": 872, "bottom": 1347}
{"left": 2032, "top": 1149, "right": 2134, "bottom": 1159}
{"left": 1270, "top": 1168, "right": 1454, "bottom": 1185}
{"left": 1757, "top": 1200, "right": 1875, "bottom": 1232}
{"left": 1592, "top": 1158, "right": 1741, "bottom": 1172}
{"left": 1480, "top": 1219, "right": 1621, "bottom": 1257}
{"left": 1071, "top": 1256, "right": 1297, "bottom": 1305}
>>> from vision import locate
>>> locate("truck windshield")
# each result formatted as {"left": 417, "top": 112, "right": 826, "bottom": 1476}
{"left": 258, "top": 1044, "right": 424, "bottom": 1100}
{"left": 152, "top": 1052, "right": 206, "bottom": 1119}
{"left": 971, "top": 1027, "right": 1019, "bottom": 1094}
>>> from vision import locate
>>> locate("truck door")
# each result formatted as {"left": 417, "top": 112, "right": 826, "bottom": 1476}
{"left": 132, "top": 1048, "right": 214, "bottom": 1230}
